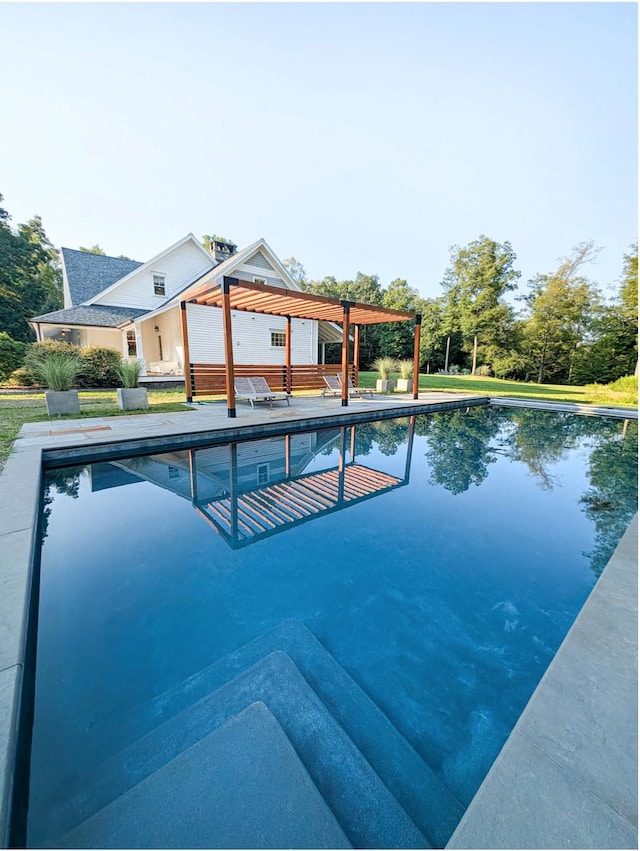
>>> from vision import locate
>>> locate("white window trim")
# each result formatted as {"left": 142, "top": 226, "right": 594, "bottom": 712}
{"left": 270, "top": 330, "right": 286, "bottom": 348}
{"left": 253, "top": 276, "right": 267, "bottom": 285}
{"left": 257, "top": 462, "right": 270, "bottom": 486}
{"left": 152, "top": 272, "right": 166, "bottom": 297}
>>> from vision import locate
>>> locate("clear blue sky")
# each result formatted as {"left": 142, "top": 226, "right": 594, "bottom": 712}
{"left": 0, "top": 2, "right": 636, "bottom": 301}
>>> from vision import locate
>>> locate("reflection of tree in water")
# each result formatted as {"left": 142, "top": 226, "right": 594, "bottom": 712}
{"left": 504, "top": 409, "right": 608, "bottom": 490}
{"left": 417, "top": 408, "right": 505, "bottom": 494}
{"left": 40, "top": 466, "right": 85, "bottom": 542}
{"left": 580, "top": 419, "right": 638, "bottom": 577}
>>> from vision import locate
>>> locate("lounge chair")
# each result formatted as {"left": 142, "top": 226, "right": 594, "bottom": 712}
{"left": 322, "top": 375, "right": 342, "bottom": 397}
{"left": 249, "top": 376, "right": 290, "bottom": 407}
{"left": 234, "top": 377, "right": 266, "bottom": 409}
{"left": 338, "top": 374, "right": 374, "bottom": 399}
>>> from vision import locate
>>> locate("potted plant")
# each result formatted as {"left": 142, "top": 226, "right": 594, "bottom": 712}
{"left": 39, "top": 353, "right": 82, "bottom": 416}
{"left": 115, "top": 358, "right": 148, "bottom": 410}
{"left": 395, "top": 359, "right": 414, "bottom": 393}
{"left": 373, "top": 357, "right": 397, "bottom": 393}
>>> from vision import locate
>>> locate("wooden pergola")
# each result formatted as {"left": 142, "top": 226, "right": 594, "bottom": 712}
{"left": 180, "top": 276, "right": 422, "bottom": 417}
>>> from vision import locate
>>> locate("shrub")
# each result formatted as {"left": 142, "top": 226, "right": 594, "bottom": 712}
{"left": 372, "top": 356, "right": 397, "bottom": 380}
{"left": 609, "top": 375, "right": 638, "bottom": 394}
{"left": 397, "top": 359, "right": 414, "bottom": 379}
{"left": 38, "top": 353, "right": 82, "bottom": 391}
{"left": 115, "top": 358, "right": 143, "bottom": 388}
{"left": 475, "top": 365, "right": 492, "bottom": 377}
{"left": 77, "top": 347, "right": 122, "bottom": 388}
{"left": 7, "top": 367, "right": 35, "bottom": 387}
{"left": 0, "top": 333, "right": 28, "bottom": 381}
{"left": 23, "top": 340, "right": 79, "bottom": 383}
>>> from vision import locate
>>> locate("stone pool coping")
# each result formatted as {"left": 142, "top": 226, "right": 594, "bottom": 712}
{"left": 0, "top": 392, "right": 636, "bottom": 847}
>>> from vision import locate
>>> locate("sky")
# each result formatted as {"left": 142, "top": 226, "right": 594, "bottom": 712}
{"left": 0, "top": 2, "right": 637, "bottom": 302}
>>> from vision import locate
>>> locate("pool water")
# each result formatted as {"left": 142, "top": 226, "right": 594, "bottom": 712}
{"left": 27, "top": 407, "right": 637, "bottom": 847}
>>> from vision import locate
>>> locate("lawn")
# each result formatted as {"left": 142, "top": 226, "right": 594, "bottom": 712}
{"left": 0, "top": 389, "right": 193, "bottom": 472}
{"left": 0, "top": 375, "right": 636, "bottom": 473}
{"left": 358, "top": 372, "right": 639, "bottom": 407}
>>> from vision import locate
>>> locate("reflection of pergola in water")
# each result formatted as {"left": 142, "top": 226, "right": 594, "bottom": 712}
{"left": 190, "top": 418, "right": 416, "bottom": 549}
{"left": 180, "top": 276, "right": 422, "bottom": 417}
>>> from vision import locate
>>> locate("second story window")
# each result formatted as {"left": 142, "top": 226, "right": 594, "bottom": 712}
{"left": 153, "top": 274, "right": 166, "bottom": 296}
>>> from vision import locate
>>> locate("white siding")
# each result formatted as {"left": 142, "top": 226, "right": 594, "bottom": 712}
{"left": 94, "top": 241, "right": 213, "bottom": 310}
{"left": 186, "top": 303, "right": 316, "bottom": 364}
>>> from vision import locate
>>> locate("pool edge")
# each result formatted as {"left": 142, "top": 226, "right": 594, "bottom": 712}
{"left": 447, "top": 513, "right": 638, "bottom": 850}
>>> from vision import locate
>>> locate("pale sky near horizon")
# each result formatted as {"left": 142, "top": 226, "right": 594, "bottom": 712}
{"left": 0, "top": 2, "right": 637, "bottom": 303}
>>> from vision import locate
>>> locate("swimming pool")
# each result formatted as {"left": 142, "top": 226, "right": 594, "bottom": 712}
{"left": 26, "top": 407, "right": 638, "bottom": 848}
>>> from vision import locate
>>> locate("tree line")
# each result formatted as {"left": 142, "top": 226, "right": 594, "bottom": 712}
{"left": 0, "top": 192, "right": 636, "bottom": 386}
{"left": 284, "top": 235, "right": 637, "bottom": 385}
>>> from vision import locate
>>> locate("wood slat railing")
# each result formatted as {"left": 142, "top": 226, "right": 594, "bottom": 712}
{"left": 189, "top": 363, "right": 357, "bottom": 396}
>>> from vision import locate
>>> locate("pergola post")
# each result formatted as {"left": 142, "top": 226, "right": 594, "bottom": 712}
{"left": 340, "top": 301, "right": 354, "bottom": 407}
{"left": 413, "top": 314, "right": 422, "bottom": 400}
{"left": 285, "top": 315, "right": 292, "bottom": 393}
{"left": 180, "top": 301, "right": 193, "bottom": 402}
{"left": 221, "top": 277, "right": 236, "bottom": 418}
{"left": 353, "top": 324, "right": 361, "bottom": 385}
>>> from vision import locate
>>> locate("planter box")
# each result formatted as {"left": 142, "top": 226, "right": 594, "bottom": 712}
{"left": 375, "top": 379, "right": 396, "bottom": 393}
{"left": 45, "top": 389, "right": 80, "bottom": 416}
{"left": 117, "top": 387, "right": 149, "bottom": 411}
{"left": 395, "top": 379, "right": 413, "bottom": 393}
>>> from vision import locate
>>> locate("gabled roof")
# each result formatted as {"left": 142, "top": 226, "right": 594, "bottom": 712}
{"left": 61, "top": 248, "right": 143, "bottom": 306}
{"left": 85, "top": 233, "right": 214, "bottom": 306}
{"left": 30, "top": 305, "right": 146, "bottom": 328}
{"left": 183, "top": 238, "right": 302, "bottom": 297}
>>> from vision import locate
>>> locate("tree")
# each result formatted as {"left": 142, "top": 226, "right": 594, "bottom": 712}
{"left": 442, "top": 236, "right": 520, "bottom": 374}
{"left": 378, "top": 278, "right": 422, "bottom": 360}
{"left": 79, "top": 244, "right": 106, "bottom": 255}
{"left": 522, "top": 242, "right": 601, "bottom": 384}
{"left": 0, "top": 196, "right": 63, "bottom": 342}
{"left": 571, "top": 245, "right": 638, "bottom": 384}
{"left": 282, "top": 257, "right": 307, "bottom": 288}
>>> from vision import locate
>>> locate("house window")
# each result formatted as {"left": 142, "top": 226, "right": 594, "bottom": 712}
{"left": 271, "top": 331, "right": 286, "bottom": 348}
{"left": 257, "top": 463, "right": 270, "bottom": 486}
{"left": 126, "top": 328, "right": 137, "bottom": 356}
{"left": 168, "top": 466, "right": 180, "bottom": 480}
{"left": 153, "top": 274, "right": 166, "bottom": 296}
{"left": 253, "top": 276, "right": 267, "bottom": 286}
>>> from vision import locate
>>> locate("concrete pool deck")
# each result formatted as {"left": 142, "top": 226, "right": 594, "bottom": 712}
{"left": 0, "top": 391, "right": 636, "bottom": 848}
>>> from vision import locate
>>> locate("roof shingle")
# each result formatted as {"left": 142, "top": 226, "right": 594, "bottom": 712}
{"left": 61, "top": 248, "right": 143, "bottom": 306}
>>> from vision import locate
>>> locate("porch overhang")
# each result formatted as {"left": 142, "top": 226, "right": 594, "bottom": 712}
{"left": 180, "top": 277, "right": 422, "bottom": 415}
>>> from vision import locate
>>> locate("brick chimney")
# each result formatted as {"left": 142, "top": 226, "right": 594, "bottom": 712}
{"left": 209, "top": 238, "right": 237, "bottom": 264}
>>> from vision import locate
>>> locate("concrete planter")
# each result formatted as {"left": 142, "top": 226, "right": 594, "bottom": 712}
{"left": 395, "top": 378, "right": 413, "bottom": 393}
{"left": 117, "top": 387, "right": 149, "bottom": 411}
{"left": 45, "top": 389, "right": 80, "bottom": 416}
{"left": 375, "top": 379, "right": 396, "bottom": 393}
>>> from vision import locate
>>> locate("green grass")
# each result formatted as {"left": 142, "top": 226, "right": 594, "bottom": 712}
{"left": 358, "top": 372, "right": 638, "bottom": 408}
{"left": 0, "top": 389, "right": 193, "bottom": 472}
{"left": 0, "top": 375, "right": 636, "bottom": 473}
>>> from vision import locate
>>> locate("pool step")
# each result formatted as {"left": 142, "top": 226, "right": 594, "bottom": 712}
{"left": 37, "top": 620, "right": 464, "bottom": 848}
{"left": 50, "top": 650, "right": 428, "bottom": 849}
{"left": 57, "top": 702, "right": 352, "bottom": 849}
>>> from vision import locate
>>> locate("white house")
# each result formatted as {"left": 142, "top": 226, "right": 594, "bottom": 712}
{"left": 30, "top": 235, "right": 342, "bottom": 380}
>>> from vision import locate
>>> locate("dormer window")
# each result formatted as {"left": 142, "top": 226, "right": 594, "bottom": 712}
{"left": 153, "top": 274, "right": 166, "bottom": 296}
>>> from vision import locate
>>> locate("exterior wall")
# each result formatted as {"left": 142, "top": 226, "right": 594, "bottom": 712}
{"left": 138, "top": 310, "right": 184, "bottom": 373}
{"left": 233, "top": 250, "right": 286, "bottom": 288}
{"left": 38, "top": 324, "right": 123, "bottom": 353}
{"left": 185, "top": 303, "right": 317, "bottom": 365}
{"left": 93, "top": 240, "right": 213, "bottom": 310}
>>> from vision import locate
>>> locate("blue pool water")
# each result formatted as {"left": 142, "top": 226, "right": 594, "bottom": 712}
{"left": 28, "top": 407, "right": 637, "bottom": 847}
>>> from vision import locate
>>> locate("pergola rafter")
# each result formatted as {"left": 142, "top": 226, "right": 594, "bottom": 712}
{"left": 181, "top": 276, "right": 422, "bottom": 416}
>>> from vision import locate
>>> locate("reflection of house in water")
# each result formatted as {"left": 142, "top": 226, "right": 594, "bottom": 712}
{"left": 92, "top": 419, "right": 415, "bottom": 549}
